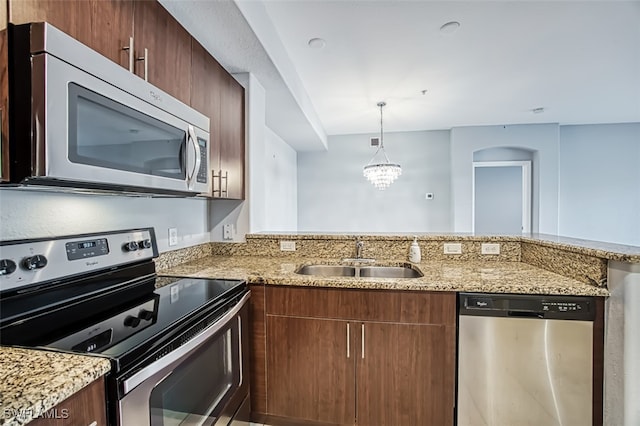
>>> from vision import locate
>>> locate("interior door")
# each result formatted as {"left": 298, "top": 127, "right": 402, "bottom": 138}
{"left": 473, "top": 161, "right": 531, "bottom": 234}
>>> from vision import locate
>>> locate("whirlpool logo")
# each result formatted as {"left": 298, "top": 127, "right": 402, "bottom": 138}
{"left": 150, "top": 90, "right": 163, "bottom": 102}
{"left": 85, "top": 261, "right": 99, "bottom": 267}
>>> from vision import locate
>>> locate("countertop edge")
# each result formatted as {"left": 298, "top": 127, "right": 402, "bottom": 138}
{"left": 0, "top": 347, "right": 111, "bottom": 426}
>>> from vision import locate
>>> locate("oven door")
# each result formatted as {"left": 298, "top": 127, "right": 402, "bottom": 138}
{"left": 118, "top": 292, "right": 249, "bottom": 426}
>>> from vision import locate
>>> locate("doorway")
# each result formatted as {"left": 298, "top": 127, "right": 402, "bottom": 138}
{"left": 472, "top": 161, "right": 531, "bottom": 234}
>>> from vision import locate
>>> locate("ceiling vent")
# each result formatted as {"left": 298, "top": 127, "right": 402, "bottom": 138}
{"left": 370, "top": 137, "right": 380, "bottom": 147}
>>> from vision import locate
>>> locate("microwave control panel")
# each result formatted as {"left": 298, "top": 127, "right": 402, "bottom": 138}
{"left": 197, "top": 137, "right": 208, "bottom": 183}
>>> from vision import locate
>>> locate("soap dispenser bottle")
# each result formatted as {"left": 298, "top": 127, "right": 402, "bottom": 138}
{"left": 409, "top": 236, "right": 421, "bottom": 263}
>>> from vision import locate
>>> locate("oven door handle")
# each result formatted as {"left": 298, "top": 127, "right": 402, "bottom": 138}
{"left": 122, "top": 291, "right": 250, "bottom": 394}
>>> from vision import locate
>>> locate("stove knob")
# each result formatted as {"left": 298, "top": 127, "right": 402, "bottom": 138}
{"left": 124, "top": 315, "right": 141, "bottom": 328}
{"left": 123, "top": 241, "right": 139, "bottom": 252}
{"left": 138, "top": 309, "right": 154, "bottom": 321}
{"left": 22, "top": 255, "right": 48, "bottom": 271}
{"left": 0, "top": 259, "right": 17, "bottom": 275}
{"left": 138, "top": 239, "right": 152, "bottom": 249}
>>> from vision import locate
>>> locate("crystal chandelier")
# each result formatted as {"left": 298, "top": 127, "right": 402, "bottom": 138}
{"left": 363, "top": 101, "right": 402, "bottom": 190}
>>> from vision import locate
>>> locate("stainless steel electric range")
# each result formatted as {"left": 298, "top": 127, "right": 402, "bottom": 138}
{"left": 0, "top": 228, "right": 250, "bottom": 426}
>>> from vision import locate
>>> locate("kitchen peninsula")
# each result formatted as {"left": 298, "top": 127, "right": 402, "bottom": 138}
{"left": 154, "top": 232, "right": 637, "bottom": 426}
{"left": 2, "top": 232, "right": 639, "bottom": 425}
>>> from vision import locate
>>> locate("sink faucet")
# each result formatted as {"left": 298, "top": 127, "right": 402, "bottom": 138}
{"left": 356, "top": 240, "right": 364, "bottom": 259}
{"left": 342, "top": 239, "right": 375, "bottom": 263}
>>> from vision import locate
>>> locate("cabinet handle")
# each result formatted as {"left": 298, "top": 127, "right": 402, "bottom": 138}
{"left": 88, "top": 422, "right": 97, "bottom": 426}
{"left": 346, "top": 323, "right": 350, "bottom": 358}
{"left": 361, "top": 324, "right": 365, "bottom": 359}
{"left": 212, "top": 170, "right": 224, "bottom": 197}
{"left": 122, "top": 36, "right": 134, "bottom": 73}
{"left": 221, "top": 170, "right": 229, "bottom": 196}
{"left": 137, "top": 47, "right": 149, "bottom": 81}
{"left": 212, "top": 170, "right": 220, "bottom": 197}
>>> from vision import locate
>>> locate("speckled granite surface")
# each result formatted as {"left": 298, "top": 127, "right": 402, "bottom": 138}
{"left": 156, "top": 232, "right": 634, "bottom": 288}
{"left": 213, "top": 235, "right": 523, "bottom": 261}
{"left": 0, "top": 347, "right": 110, "bottom": 426}
{"left": 244, "top": 233, "right": 640, "bottom": 262}
{"left": 159, "top": 255, "right": 609, "bottom": 297}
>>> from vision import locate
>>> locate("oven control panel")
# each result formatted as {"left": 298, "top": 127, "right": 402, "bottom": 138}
{"left": 0, "top": 228, "right": 158, "bottom": 293}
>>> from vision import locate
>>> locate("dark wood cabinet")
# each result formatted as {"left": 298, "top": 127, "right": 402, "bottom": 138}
{"left": 28, "top": 376, "right": 107, "bottom": 426}
{"left": 132, "top": 0, "right": 191, "bottom": 105}
{"left": 252, "top": 285, "right": 457, "bottom": 426}
{"left": 1, "top": 0, "right": 8, "bottom": 181}
{"left": 267, "top": 316, "right": 355, "bottom": 424}
{"left": 9, "top": 0, "right": 191, "bottom": 104}
{"left": 356, "top": 321, "right": 455, "bottom": 426}
{"left": 9, "top": 0, "right": 134, "bottom": 69}
{"left": 217, "top": 72, "right": 245, "bottom": 199}
{"left": 191, "top": 39, "right": 245, "bottom": 200}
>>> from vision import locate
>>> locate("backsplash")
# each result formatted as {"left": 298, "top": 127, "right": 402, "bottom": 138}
{"left": 232, "top": 235, "right": 522, "bottom": 262}
{"left": 156, "top": 233, "right": 615, "bottom": 287}
{"left": 521, "top": 242, "right": 608, "bottom": 286}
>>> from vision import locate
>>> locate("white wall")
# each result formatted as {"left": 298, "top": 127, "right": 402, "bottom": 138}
{"left": 297, "top": 130, "right": 451, "bottom": 233}
{"left": 264, "top": 127, "right": 298, "bottom": 231}
{"left": 451, "top": 124, "right": 560, "bottom": 234}
{"left": 0, "top": 189, "right": 210, "bottom": 252}
{"left": 559, "top": 123, "right": 640, "bottom": 246}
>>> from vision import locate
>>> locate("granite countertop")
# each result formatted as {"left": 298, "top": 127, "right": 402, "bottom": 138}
{"left": 160, "top": 255, "right": 609, "bottom": 297}
{"left": 0, "top": 347, "right": 110, "bottom": 426}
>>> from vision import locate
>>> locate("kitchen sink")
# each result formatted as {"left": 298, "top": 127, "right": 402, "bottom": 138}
{"left": 295, "top": 265, "right": 356, "bottom": 277}
{"left": 295, "top": 264, "right": 423, "bottom": 279}
{"left": 358, "top": 266, "right": 423, "bottom": 278}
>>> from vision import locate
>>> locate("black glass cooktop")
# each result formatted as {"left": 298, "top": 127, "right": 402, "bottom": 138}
{"left": 0, "top": 273, "right": 246, "bottom": 372}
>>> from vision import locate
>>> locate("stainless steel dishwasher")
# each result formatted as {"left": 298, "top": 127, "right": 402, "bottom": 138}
{"left": 457, "top": 293, "right": 595, "bottom": 426}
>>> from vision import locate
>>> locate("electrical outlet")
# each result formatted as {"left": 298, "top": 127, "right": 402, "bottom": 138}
{"left": 280, "top": 241, "right": 296, "bottom": 251}
{"left": 443, "top": 243, "right": 462, "bottom": 254}
{"left": 481, "top": 243, "right": 501, "bottom": 255}
{"left": 223, "top": 224, "right": 234, "bottom": 240}
{"left": 168, "top": 228, "right": 178, "bottom": 246}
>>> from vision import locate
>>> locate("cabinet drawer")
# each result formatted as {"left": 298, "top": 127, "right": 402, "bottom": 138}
{"left": 265, "top": 286, "right": 456, "bottom": 325}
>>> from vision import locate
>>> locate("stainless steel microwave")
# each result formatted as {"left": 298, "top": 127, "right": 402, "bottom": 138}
{"left": 8, "top": 22, "right": 210, "bottom": 196}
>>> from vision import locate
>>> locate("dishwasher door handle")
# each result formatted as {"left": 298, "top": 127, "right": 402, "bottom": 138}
{"left": 507, "top": 311, "right": 544, "bottom": 319}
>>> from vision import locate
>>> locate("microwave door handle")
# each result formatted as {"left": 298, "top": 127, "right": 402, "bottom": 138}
{"left": 186, "top": 125, "right": 200, "bottom": 190}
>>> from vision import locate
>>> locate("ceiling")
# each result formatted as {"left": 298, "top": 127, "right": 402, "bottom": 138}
{"left": 162, "top": 0, "right": 640, "bottom": 150}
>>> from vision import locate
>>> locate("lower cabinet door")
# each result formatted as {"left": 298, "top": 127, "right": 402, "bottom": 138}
{"left": 356, "top": 322, "right": 456, "bottom": 426}
{"left": 266, "top": 315, "right": 356, "bottom": 424}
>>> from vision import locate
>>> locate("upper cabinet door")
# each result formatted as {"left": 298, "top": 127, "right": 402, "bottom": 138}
{"left": 8, "top": 0, "right": 134, "bottom": 68}
{"left": 132, "top": 0, "right": 191, "bottom": 105}
{"left": 191, "top": 39, "right": 224, "bottom": 194}
{"left": 219, "top": 73, "right": 245, "bottom": 200}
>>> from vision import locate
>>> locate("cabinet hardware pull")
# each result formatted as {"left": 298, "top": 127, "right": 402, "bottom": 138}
{"left": 122, "top": 36, "right": 134, "bottom": 73}
{"left": 137, "top": 48, "right": 149, "bottom": 81}
{"left": 361, "top": 324, "right": 365, "bottom": 359}
{"left": 221, "top": 170, "right": 229, "bottom": 196}
{"left": 346, "top": 323, "right": 350, "bottom": 358}
{"left": 212, "top": 170, "right": 220, "bottom": 196}
{"left": 213, "top": 170, "right": 229, "bottom": 197}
